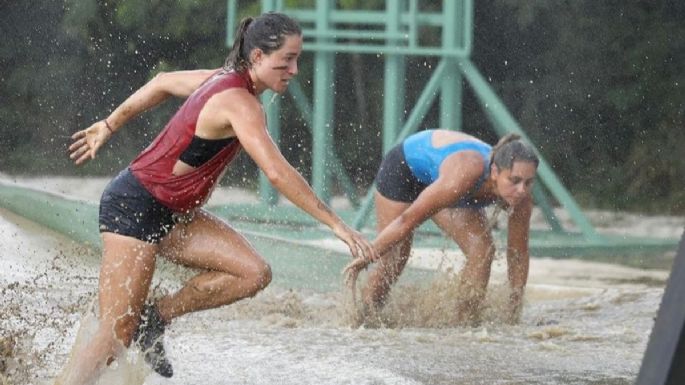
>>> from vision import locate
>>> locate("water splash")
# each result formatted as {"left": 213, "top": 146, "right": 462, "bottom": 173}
{"left": 53, "top": 303, "right": 150, "bottom": 385}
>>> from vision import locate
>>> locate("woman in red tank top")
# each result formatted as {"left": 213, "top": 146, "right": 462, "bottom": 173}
{"left": 58, "top": 12, "right": 376, "bottom": 384}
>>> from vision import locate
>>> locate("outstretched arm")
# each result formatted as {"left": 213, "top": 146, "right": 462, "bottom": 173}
{"left": 213, "top": 88, "right": 377, "bottom": 262}
{"left": 69, "top": 69, "right": 219, "bottom": 165}
{"left": 505, "top": 197, "right": 533, "bottom": 323}
{"left": 372, "top": 181, "right": 462, "bottom": 256}
{"left": 375, "top": 153, "right": 485, "bottom": 256}
{"left": 343, "top": 153, "right": 485, "bottom": 285}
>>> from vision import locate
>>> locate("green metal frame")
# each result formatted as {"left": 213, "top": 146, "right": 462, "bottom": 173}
{"left": 225, "top": 0, "right": 623, "bottom": 244}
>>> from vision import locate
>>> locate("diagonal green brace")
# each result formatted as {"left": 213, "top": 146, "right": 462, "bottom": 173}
{"left": 458, "top": 58, "right": 601, "bottom": 241}
{"left": 287, "top": 79, "right": 360, "bottom": 208}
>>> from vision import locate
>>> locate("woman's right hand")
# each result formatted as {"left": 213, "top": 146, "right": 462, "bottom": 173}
{"left": 332, "top": 223, "right": 378, "bottom": 263}
{"left": 68, "top": 121, "right": 112, "bottom": 165}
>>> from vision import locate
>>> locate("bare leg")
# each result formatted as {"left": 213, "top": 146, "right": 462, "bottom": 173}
{"left": 155, "top": 210, "right": 272, "bottom": 322}
{"left": 362, "top": 192, "right": 413, "bottom": 310}
{"left": 55, "top": 233, "right": 157, "bottom": 385}
{"left": 432, "top": 208, "right": 495, "bottom": 325}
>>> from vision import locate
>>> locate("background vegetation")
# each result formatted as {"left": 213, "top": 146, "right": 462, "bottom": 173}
{"left": 1, "top": 1, "right": 683, "bottom": 214}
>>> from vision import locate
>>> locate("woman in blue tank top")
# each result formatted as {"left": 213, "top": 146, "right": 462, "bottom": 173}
{"left": 345, "top": 129, "right": 539, "bottom": 326}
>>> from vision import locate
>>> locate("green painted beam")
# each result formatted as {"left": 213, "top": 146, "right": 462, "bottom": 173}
{"left": 259, "top": 91, "right": 281, "bottom": 205}
{"left": 226, "top": 0, "right": 237, "bottom": 47}
{"left": 531, "top": 182, "right": 564, "bottom": 233}
{"left": 440, "top": 1, "right": 464, "bottom": 130}
{"left": 287, "top": 9, "right": 447, "bottom": 26}
{"left": 463, "top": 0, "right": 474, "bottom": 55}
{"left": 382, "top": 0, "right": 406, "bottom": 152}
{"left": 301, "top": 29, "right": 407, "bottom": 40}
{"left": 458, "top": 58, "right": 601, "bottom": 241}
{"left": 407, "top": 0, "right": 418, "bottom": 49}
{"left": 310, "top": 0, "right": 335, "bottom": 203}
{"left": 0, "top": 182, "right": 100, "bottom": 247}
{"left": 286, "top": 79, "right": 359, "bottom": 207}
{"left": 300, "top": 44, "right": 468, "bottom": 57}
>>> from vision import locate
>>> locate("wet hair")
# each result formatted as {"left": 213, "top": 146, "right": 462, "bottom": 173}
{"left": 224, "top": 12, "right": 302, "bottom": 72}
{"left": 486, "top": 134, "right": 539, "bottom": 229}
{"left": 490, "top": 134, "right": 539, "bottom": 170}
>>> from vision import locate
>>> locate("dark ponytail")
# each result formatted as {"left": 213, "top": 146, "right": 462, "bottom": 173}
{"left": 224, "top": 12, "right": 302, "bottom": 72}
{"left": 224, "top": 17, "right": 254, "bottom": 72}
{"left": 490, "top": 133, "right": 539, "bottom": 170}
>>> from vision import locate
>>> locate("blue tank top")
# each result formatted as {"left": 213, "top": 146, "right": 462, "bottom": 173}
{"left": 402, "top": 130, "right": 493, "bottom": 208}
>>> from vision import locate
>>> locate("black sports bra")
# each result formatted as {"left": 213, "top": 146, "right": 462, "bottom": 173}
{"left": 179, "top": 135, "right": 236, "bottom": 167}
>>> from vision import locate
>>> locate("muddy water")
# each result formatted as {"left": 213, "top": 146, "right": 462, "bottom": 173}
{"left": 0, "top": 207, "right": 668, "bottom": 385}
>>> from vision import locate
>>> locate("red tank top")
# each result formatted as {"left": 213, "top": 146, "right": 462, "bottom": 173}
{"left": 130, "top": 70, "right": 255, "bottom": 212}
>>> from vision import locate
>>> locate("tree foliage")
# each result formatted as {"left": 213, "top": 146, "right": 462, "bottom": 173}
{"left": 472, "top": 1, "right": 684, "bottom": 212}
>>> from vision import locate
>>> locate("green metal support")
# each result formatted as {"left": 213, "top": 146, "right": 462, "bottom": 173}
{"left": 287, "top": 79, "right": 359, "bottom": 207}
{"left": 440, "top": 1, "right": 462, "bottom": 130}
{"left": 457, "top": 58, "right": 600, "bottom": 240}
{"left": 311, "top": 0, "right": 335, "bottom": 204}
{"left": 382, "top": 0, "right": 406, "bottom": 151}
{"left": 532, "top": 182, "right": 563, "bottom": 232}
{"left": 259, "top": 91, "right": 281, "bottom": 205}
{"left": 229, "top": 0, "right": 605, "bottom": 245}
{"left": 226, "top": 0, "right": 237, "bottom": 47}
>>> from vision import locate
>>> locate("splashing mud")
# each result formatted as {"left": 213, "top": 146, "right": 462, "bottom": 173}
{"left": 53, "top": 306, "right": 150, "bottom": 385}
{"left": 0, "top": 208, "right": 98, "bottom": 385}
{"left": 0, "top": 203, "right": 673, "bottom": 385}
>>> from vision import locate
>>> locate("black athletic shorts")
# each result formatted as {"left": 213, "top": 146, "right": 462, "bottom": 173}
{"left": 98, "top": 168, "right": 188, "bottom": 243}
{"left": 374, "top": 144, "right": 427, "bottom": 203}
